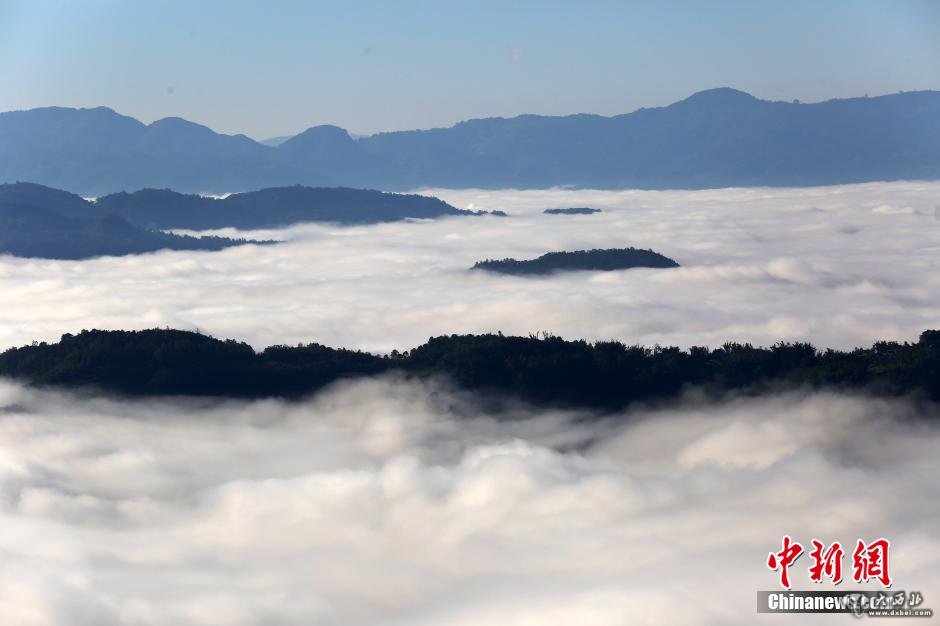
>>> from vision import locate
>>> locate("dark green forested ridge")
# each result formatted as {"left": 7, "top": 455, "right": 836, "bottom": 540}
{"left": 472, "top": 248, "right": 680, "bottom": 275}
{"left": 1, "top": 329, "right": 938, "bottom": 407}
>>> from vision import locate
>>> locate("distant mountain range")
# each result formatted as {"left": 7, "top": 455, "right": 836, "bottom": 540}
{"left": 2, "top": 88, "right": 939, "bottom": 195}
{"left": 0, "top": 182, "right": 482, "bottom": 258}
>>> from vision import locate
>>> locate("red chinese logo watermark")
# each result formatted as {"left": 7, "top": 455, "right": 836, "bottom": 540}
{"left": 767, "top": 537, "right": 891, "bottom": 589}
{"left": 809, "top": 539, "right": 844, "bottom": 584}
{"left": 852, "top": 538, "right": 891, "bottom": 587}
{"left": 767, "top": 535, "right": 804, "bottom": 589}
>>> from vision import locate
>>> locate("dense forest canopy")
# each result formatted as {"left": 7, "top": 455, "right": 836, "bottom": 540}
{"left": 1, "top": 328, "right": 938, "bottom": 408}
{"left": 472, "top": 248, "right": 680, "bottom": 275}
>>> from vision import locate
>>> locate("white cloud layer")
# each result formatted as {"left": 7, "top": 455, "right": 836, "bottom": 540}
{"left": 0, "top": 378, "right": 937, "bottom": 625}
{"left": 1, "top": 181, "right": 939, "bottom": 353}
{"left": 3, "top": 183, "right": 939, "bottom": 623}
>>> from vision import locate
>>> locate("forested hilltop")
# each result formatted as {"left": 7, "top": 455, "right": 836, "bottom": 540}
{"left": 472, "top": 248, "right": 680, "bottom": 275}
{"left": 1, "top": 329, "right": 938, "bottom": 407}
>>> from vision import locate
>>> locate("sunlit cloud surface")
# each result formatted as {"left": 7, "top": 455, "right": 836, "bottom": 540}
{"left": 0, "top": 378, "right": 938, "bottom": 625}
{"left": 1, "top": 182, "right": 938, "bottom": 353}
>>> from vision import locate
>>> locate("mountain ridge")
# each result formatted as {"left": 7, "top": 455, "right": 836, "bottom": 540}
{"left": 1, "top": 327, "right": 938, "bottom": 406}
{"left": 0, "top": 181, "right": 486, "bottom": 231}
{"left": 2, "top": 88, "right": 938, "bottom": 195}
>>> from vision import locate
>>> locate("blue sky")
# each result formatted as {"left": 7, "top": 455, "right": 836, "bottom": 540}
{"left": 0, "top": 0, "right": 937, "bottom": 138}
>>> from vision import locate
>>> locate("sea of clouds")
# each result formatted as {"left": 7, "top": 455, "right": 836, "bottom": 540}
{"left": 0, "top": 182, "right": 938, "bottom": 353}
{"left": 2, "top": 183, "right": 939, "bottom": 624}
{"left": 1, "top": 378, "right": 938, "bottom": 625}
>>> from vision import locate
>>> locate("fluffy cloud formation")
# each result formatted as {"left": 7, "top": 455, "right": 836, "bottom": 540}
{"left": 3, "top": 182, "right": 938, "bottom": 624}
{"left": 0, "top": 182, "right": 938, "bottom": 353}
{"left": 0, "top": 378, "right": 937, "bottom": 625}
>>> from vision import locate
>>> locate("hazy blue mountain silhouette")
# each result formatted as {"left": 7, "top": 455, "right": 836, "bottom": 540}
{"left": 95, "top": 184, "right": 479, "bottom": 228}
{"left": 269, "top": 125, "right": 392, "bottom": 186}
{"left": 259, "top": 135, "right": 293, "bottom": 147}
{"left": 2, "top": 88, "right": 938, "bottom": 195}
{"left": 0, "top": 181, "right": 482, "bottom": 231}
{"left": 0, "top": 183, "right": 260, "bottom": 259}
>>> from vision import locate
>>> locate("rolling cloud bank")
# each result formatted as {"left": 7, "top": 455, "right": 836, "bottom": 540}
{"left": 1, "top": 182, "right": 939, "bottom": 624}
{"left": 0, "top": 378, "right": 938, "bottom": 625}
{"left": 1, "top": 182, "right": 938, "bottom": 352}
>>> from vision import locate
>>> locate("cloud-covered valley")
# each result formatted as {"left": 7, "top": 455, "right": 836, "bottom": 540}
{"left": 2, "top": 182, "right": 940, "bottom": 625}
{"left": 1, "top": 378, "right": 938, "bottom": 626}
{"left": 1, "top": 181, "right": 938, "bottom": 353}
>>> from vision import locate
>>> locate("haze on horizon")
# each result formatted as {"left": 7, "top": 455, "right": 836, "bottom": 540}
{"left": 0, "top": 0, "right": 938, "bottom": 139}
